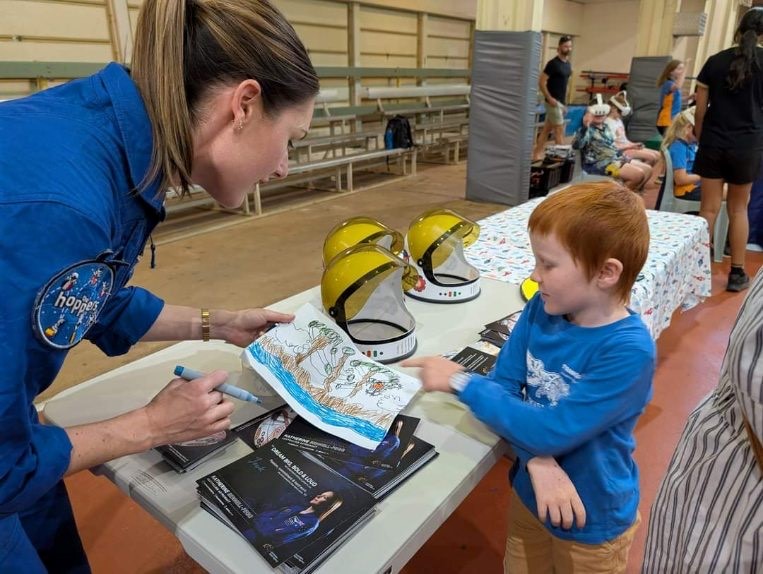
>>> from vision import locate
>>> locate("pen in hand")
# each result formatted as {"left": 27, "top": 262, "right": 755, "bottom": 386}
{"left": 173, "top": 365, "right": 262, "bottom": 404}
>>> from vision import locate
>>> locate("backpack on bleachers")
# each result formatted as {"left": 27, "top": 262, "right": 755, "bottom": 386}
{"left": 384, "top": 115, "right": 414, "bottom": 149}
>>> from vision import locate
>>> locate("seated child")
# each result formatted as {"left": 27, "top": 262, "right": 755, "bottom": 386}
{"left": 662, "top": 107, "right": 701, "bottom": 201}
{"left": 605, "top": 91, "right": 661, "bottom": 166}
{"left": 404, "top": 181, "right": 656, "bottom": 574}
{"left": 573, "top": 95, "right": 653, "bottom": 191}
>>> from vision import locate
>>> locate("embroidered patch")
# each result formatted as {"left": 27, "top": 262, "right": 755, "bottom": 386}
{"left": 33, "top": 260, "right": 114, "bottom": 349}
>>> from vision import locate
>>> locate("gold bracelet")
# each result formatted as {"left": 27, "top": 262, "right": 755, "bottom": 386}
{"left": 201, "top": 308, "right": 210, "bottom": 342}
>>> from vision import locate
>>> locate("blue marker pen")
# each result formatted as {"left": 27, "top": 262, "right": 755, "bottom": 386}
{"left": 173, "top": 365, "right": 262, "bottom": 404}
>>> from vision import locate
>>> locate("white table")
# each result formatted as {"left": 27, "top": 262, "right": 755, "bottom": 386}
{"left": 44, "top": 278, "right": 522, "bottom": 574}
{"left": 466, "top": 198, "right": 712, "bottom": 339}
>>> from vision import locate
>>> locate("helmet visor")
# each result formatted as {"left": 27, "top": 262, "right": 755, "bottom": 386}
{"left": 322, "top": 244, "right": 418, "bottom": 324}
{"left": 346, "top": 267, "right": 416, "bottom": 343}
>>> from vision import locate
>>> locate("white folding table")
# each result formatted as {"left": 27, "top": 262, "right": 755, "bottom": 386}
{"left": 44, "top": 278, "right": 522, "bottom": 574}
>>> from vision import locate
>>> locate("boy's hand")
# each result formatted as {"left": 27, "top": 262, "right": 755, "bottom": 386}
{"left": 400, "top": 356, "right": 463, "bottom": 393}
{"left": 526, "top": 456, "right": 586, "bottom": 529}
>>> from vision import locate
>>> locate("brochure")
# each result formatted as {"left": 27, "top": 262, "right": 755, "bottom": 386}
{"left": 234, "top": 406, "right": 297, "bottom": 451}
{"left": 449, "top": 344, "right": 500, "bottom": 376}
{"left": 155, "top": 430, "right": 239, "bottom": 473}
{"left": 197, "top": 441, "right": 376, "bottom": 567}
{"left": 279, "top": 414, "right": 419, "bottom": 470}
{"left": 317, "top": 434, "right": 438, "bottom": 499}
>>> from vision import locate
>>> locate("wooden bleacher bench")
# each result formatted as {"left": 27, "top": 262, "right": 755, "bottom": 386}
{"left": 250, "top": 146, "right": 417, "bottom": 215}
{"left": 309, "top": 88, "right": 356, "bottom": 135}
{"left": 362, "top": 84, "right": 470, "bottom": 112}
{"left": 292, "top": 130, "right": 383, "bottom": 163}
{"left": 164, "top": 146, "right": 416, "bottom": 218}
{"left": 359, "top": 84, "right": 470, "bottom": 163}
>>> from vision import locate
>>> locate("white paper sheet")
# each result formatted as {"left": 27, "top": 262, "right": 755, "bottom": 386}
{"left": 243, "top": 303, "right": 421, "bottom": 449}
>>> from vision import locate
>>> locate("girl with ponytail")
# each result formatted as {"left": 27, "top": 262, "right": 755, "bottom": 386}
{"left": 694, "top": 7, "right": 763, "bottom": 292}
{"left": 0, "top": 1, "right": 318, "bottom": 571}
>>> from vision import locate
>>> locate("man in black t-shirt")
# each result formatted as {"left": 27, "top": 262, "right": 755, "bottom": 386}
{"left": 533, "top": 35, "right": 573, "bottom": 160}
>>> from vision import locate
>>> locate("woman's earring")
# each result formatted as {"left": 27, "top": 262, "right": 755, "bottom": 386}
{"left": 234, "top": 120, "right": 244, "bottom": 133}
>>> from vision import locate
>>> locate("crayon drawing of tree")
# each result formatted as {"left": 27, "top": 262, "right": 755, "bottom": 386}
{"left": 295, "top": 321, "right": 336, "bottom": 365}
{"left": 346, "top": 361, "right": 385, "bottom": 400}
{"left": 323, "top": 347, "right": 355, "bottom": 393}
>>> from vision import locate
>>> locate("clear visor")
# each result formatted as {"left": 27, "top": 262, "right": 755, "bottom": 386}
{"left": 429, "top": 234, "right": 480, "bottom": 285}
{"left": 345, "top": 267, "right": 416, "bottom": 343}
{"left": 341, "top": 263, "right": 417, "bottom": 323}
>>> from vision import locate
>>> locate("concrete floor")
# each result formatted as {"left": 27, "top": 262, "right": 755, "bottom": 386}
{"left": 48, "top": 162, "right": 762, "bottom": 573}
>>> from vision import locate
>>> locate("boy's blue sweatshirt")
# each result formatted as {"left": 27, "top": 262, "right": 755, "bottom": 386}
{"left": 459, "top": 294, "right": 655, "bottom": 543}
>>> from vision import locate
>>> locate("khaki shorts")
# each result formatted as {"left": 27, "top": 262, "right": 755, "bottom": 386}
{"left": 503, "top": 489, "right": 640, "bottom": 574}
{"left": 544, "top": 101, "right": 566, "bottom": 126}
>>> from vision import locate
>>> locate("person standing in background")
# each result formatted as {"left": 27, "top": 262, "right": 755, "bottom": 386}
{"left": 695, "top": 7, "right": 763, "bottom": 292}
{"left": 533, "top": 36, "right": 573, "bottom": 160}
{"left": 656, "top": 60, "right": 685, "bottom": 135}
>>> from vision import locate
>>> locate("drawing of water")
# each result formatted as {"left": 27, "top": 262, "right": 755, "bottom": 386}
{"left": 248, "top": 343, "right": 385, "bottom": 443}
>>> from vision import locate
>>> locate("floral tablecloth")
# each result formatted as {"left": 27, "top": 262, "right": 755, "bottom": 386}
{"left": 465, "top": 197, "right": 712, "bottom": 339}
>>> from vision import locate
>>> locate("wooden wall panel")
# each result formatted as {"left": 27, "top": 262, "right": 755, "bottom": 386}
{"left": 359, "top": 5, "right": 417, "bottom": 33}
{"left": 428, "top": 14, "right": 471, "bottom": 39}
{"left": 0, "top": 0, "right": 113, "bottom": 61}
{"left": 2, "top": 0, "right": 472, "bottom": 97}
{"left": 1, "top": 0, "right": 110, "bottom": 39}
{"left": 0, "top": 42, "right": 113, "bottom": 61}
{"left": 275, "top": 0, "right": 347, "bottom": 27}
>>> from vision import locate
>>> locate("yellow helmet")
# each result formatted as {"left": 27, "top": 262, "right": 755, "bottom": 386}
{"left": 405, "top": 208, "right": 481, "bottom": 303}
{"left": 323, "top": 217, "right": 404, "bottom": 267}
{"left": 321, "top": 244, "right": 418, "bottom": 363}
{"left": 520, "top": 277, "right": 539, "bottom": 302}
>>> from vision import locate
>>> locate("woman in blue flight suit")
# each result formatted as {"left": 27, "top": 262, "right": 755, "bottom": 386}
{"left": 247, "top": 491, "right": 343, "bottom": 551}
{"left": 0, "top": 1, "right": 318, "bottom": 571}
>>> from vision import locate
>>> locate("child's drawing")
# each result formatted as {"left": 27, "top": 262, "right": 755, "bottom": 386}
{"left": 244, "top": 303, "right": 420, "bottom": 449}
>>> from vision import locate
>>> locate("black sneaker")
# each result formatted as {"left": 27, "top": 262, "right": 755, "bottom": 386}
{"left": 727, "top": 270, "right": 750, "bottom": 292}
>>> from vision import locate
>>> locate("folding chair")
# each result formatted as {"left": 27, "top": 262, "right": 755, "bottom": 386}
{"left": 656, "top": 147, "right": 728, "bottom": 263}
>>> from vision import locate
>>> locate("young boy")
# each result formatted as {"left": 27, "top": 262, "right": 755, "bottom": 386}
{"left": 574, "top": 95, "right": 652, "bottom": 191}
{"left": 403, "top": 181, "right": 656, "bottom": 573}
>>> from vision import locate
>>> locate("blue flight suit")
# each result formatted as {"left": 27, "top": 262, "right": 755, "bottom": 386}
{"left": 0, "top": 63, "right": 166, "bottom": 572}
{"left": 250, "top": 505, "right": 320, "bottom": 546}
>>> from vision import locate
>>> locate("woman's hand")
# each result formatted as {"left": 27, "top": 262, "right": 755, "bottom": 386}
{"left": 526, "top": 456, "right": 586, "bottom": 529}
{"left": 582, "top": 112, "right": 593, "bottom": 127}
{"left": 401, "top": 356, "right": 463, "bottom": 393}
{"left": 143, "top": 370, "right": 235, "bottom": 446}
{"left": 211, "top": 308, "right": 294, "bottom": 347}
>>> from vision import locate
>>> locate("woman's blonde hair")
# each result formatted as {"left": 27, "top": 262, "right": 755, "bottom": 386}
{"left": 131, "top": 0, "right": 319, "bottom": 194}
{"left": 661, "top": 107, "right": 695, "bottom": 149}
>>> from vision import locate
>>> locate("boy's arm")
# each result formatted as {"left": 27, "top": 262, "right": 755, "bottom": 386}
{"left": 459, "top": 342, "right": 655, "bottom": 457}
{"left": 527, "top": 456, "right": 586, "bottom": 529}
{"left": 433, "top": 301, "right": 535, "bottom": 398}
{"left": 572, "top": 115, "right": 593, "bottom": 150}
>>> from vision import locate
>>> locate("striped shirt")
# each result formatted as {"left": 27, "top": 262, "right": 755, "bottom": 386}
{"left": 642, "top": 270, "right": 763, "bottom": 572}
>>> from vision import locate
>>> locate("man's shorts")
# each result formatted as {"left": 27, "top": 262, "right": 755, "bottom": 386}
{"left": 544, "top": 101, "right": 565, "bottom": 126}
{"left": 694, "top": 146, "right": 762, "bottom": 185}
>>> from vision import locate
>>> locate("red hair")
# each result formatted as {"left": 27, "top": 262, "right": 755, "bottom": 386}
{"left": 528, "top": 182, "right": 649, "bottom": 302}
